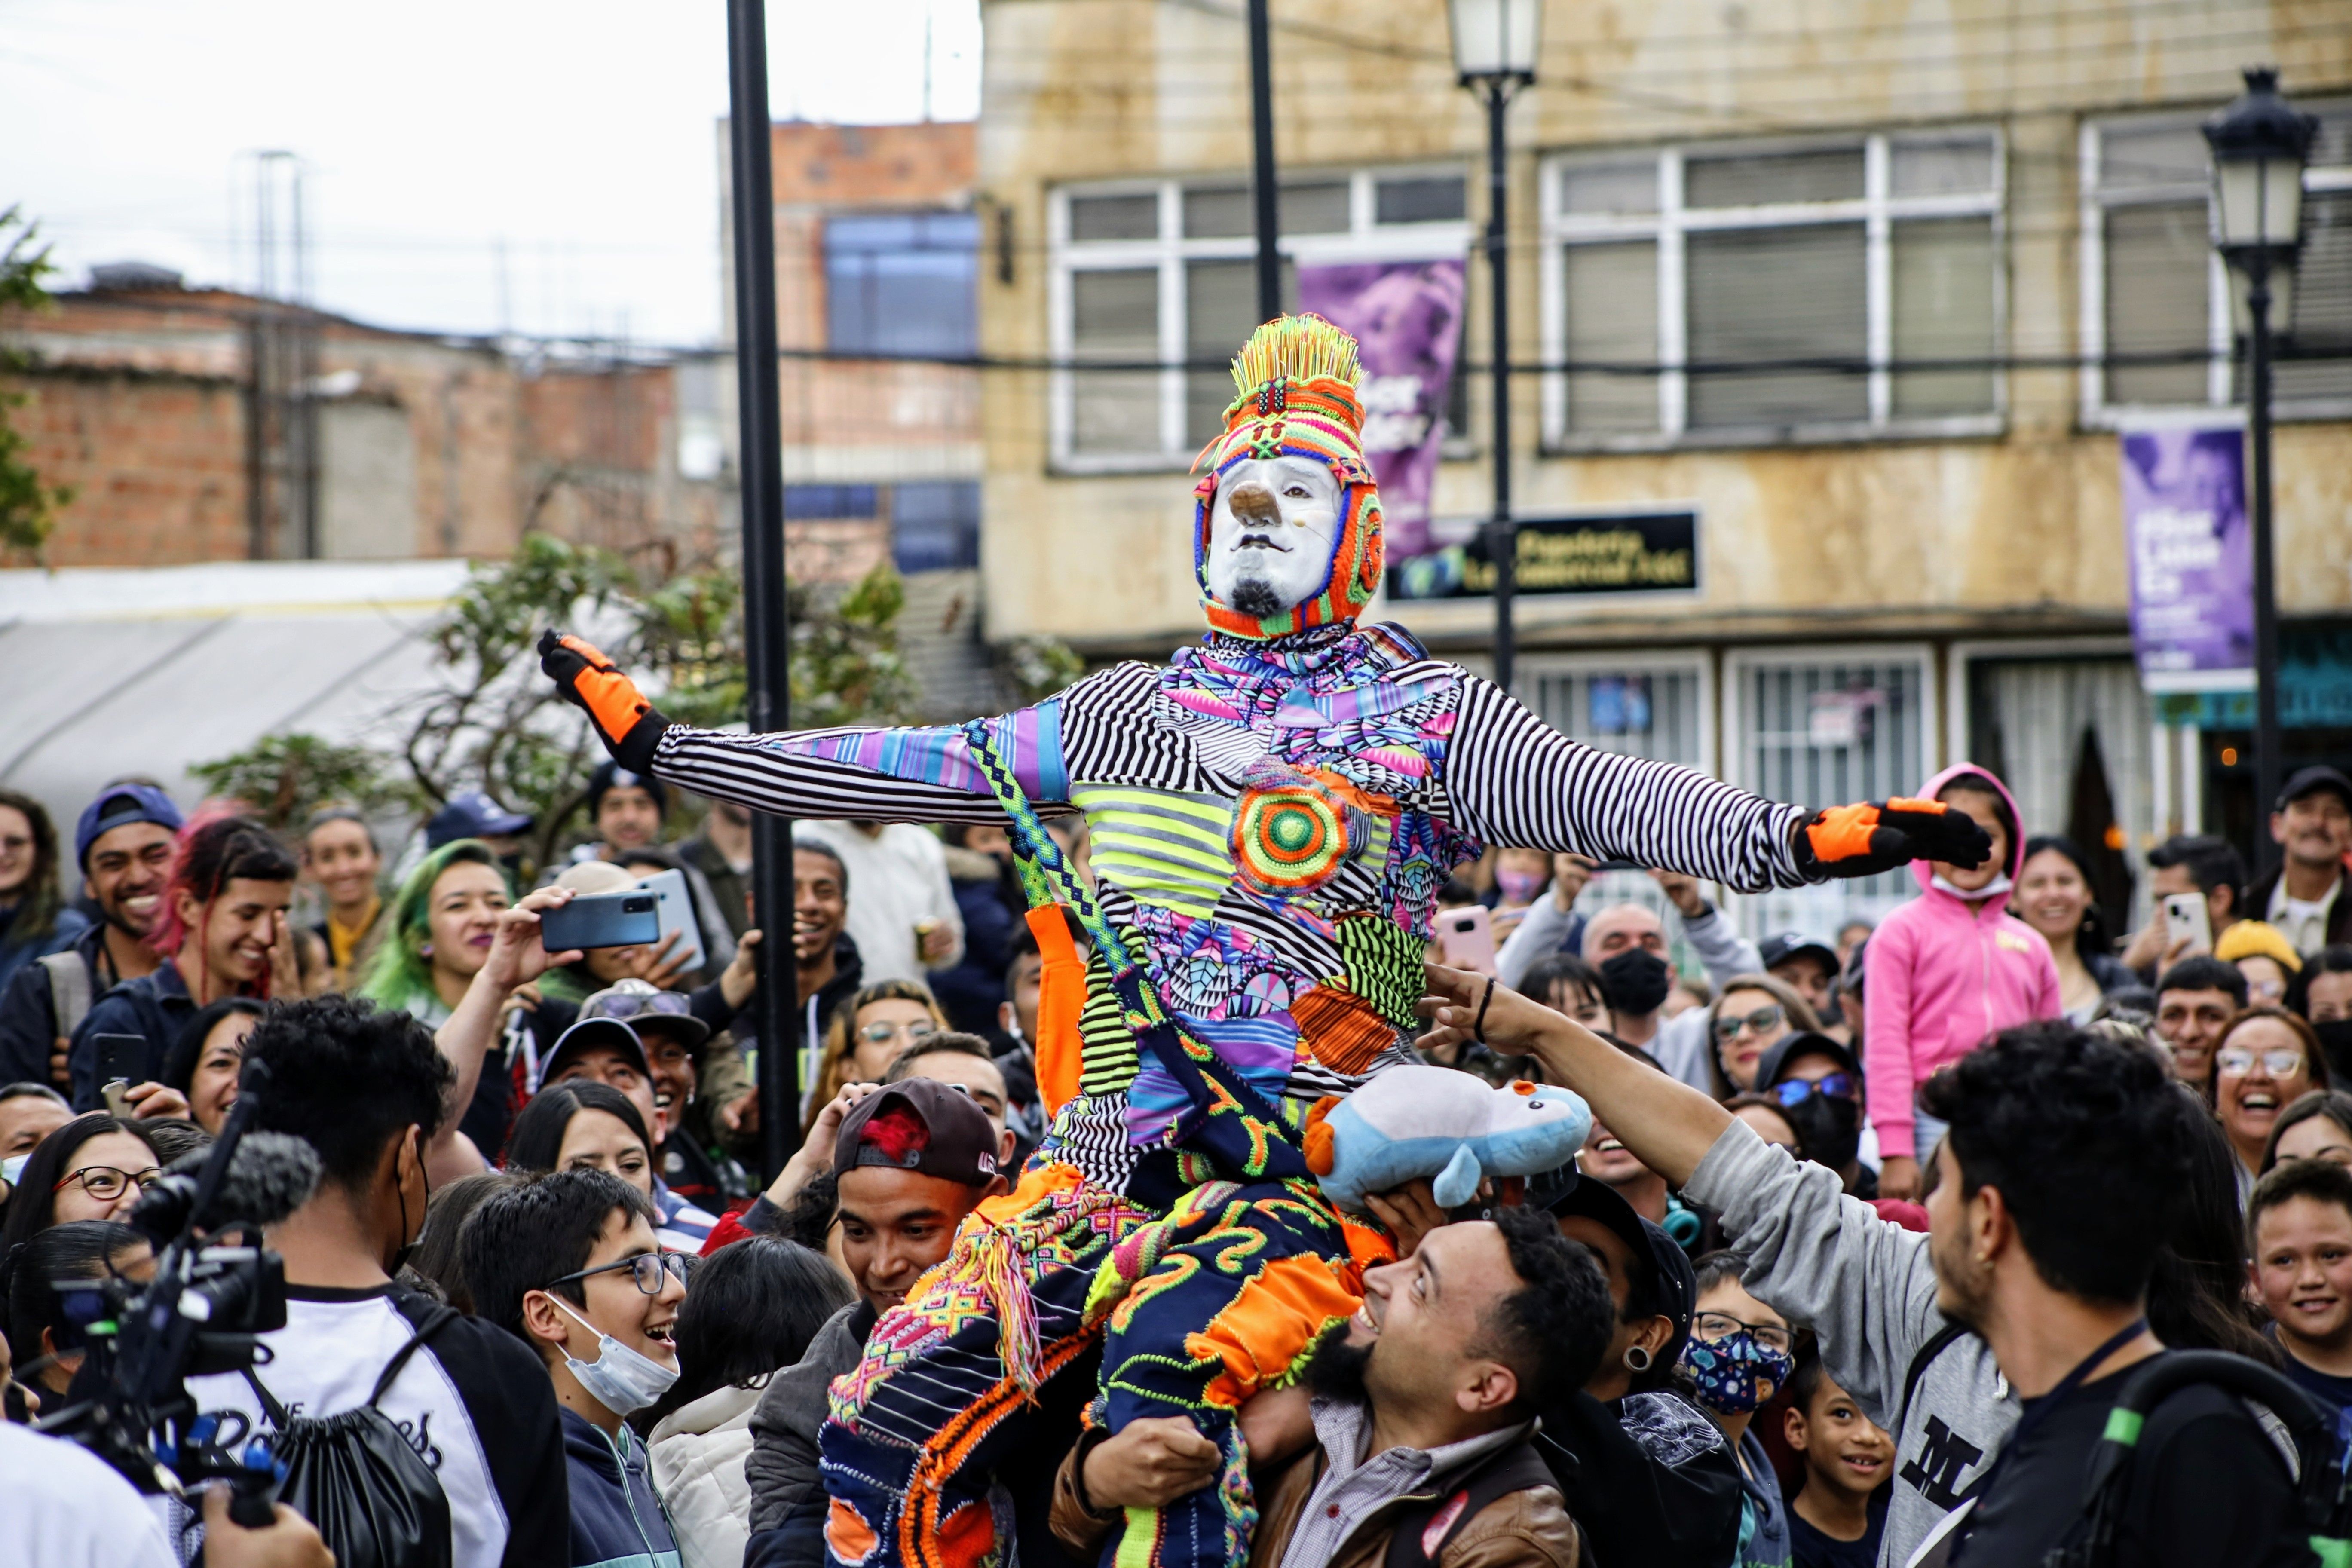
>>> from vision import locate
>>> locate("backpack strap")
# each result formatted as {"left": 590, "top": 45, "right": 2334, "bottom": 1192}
{"left": 37, "top": 951, "right": 94, "bottom": 1042}
{"left": 239, "top": 1364, "right": 294, "bottom": 1429}
{"left": 1383, "top": 1440, "right": 1557, "bottom": 1568}
{"left": 368, "top": 1303, "right": 460, "bottom": 1407}
{"left": 1899, "top": 1320, "right": 1972, "bottom": 1435}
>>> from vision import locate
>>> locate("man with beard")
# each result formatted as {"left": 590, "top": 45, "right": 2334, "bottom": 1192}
{"left": 1054, "top": 1206, "right": 1608, "bottom": 1568}
{"left": 0, "top": 783, "right": 181, "bottom": 1090}
{"left": 1420, "top": 964, "right": 2314, "bottom": 1568}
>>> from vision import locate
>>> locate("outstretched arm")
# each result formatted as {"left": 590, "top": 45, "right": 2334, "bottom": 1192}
{"left": 1442, "top": 675, "right": 1990, "bottom": 889}
{"left": 539, "top": 629, "right": 1069, "bottom": 826}
{"left": 427, "top": 885, "right": 578, "bottom": 1184}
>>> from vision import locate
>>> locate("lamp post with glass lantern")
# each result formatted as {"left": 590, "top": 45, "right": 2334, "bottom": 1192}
{"left": 2204, "top": 66, "right": 2315, "bottom": 875}
{"left": 1447, "top": 0, "right": 1539, "bottom": 695}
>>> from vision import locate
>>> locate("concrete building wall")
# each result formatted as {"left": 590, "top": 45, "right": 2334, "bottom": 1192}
{"left": 317, "top": 399, "right": 418, "bottom": 560}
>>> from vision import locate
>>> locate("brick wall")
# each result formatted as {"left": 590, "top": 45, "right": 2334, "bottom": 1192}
{"left": 7, "top": 366, "right": 248, "bottom": 565}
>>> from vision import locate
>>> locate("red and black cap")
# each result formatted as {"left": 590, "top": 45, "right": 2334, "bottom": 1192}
{"left": 834, "top": 1078, "right": 1001, "bottom": 1187}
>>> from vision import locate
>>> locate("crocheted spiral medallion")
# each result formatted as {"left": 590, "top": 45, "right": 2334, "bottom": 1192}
{"left": 1233, "top": 779, "right": 1353, "bottom": 892}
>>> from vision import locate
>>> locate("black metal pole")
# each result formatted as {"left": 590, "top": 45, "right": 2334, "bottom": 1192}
{"left": 2248, "top": 257, "right": 2282, "bottom": 876}
{"left": 1485, "top": 81, "right": 1516, "bottom": 696}
{"left": 1247, "top": 0, "right": 1282, "bottom": 323}
{"left": 727, "top": 0, "right": 797, "bottom": 1183}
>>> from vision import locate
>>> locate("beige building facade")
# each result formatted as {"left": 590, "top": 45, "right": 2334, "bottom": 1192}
{"left": 972, "top": 0, "right": 2352, "bottom": 934}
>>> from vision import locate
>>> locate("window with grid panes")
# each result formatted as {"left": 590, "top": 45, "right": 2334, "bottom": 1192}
{"left": 1054, "top": 170, "right": 1473, "bottom": 469}
{"left": 1543, "top": 132, "right": 2002, "bottom": 444}
{"left": 1521, "top": 659, "right": 1706, "bottom": 771}
{"left": 2086, "top": 102, "right": 2352, "bottom": 416}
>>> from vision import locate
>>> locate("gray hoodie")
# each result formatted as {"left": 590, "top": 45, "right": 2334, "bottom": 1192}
{"left": 1681, "top": 1122, "right": 2015, "bottom": 1568}
{"left": 744, "top": 1299, "right": 878, "bottom": 1536}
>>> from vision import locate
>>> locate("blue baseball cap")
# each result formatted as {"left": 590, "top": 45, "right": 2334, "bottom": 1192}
{"left": 75, "top": 782, "right": 184, "bottom": 870}
{"left": 426, "top": 789, "right": 535, "bottom": 850}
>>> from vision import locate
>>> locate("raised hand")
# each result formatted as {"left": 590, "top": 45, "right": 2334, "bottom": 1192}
{"left": 538, "top": 629, "right": 670, "bottom": 771}
{"left": 1794, "top": 798, "right": 1992, "bottom": 880}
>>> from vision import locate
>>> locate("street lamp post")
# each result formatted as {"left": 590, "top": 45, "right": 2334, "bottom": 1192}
{"left": 1447, "top": 0, "right": 1538, "bottom": 696}
{"left": 2204, "top": 67, "right": 2315, "bottom": 876}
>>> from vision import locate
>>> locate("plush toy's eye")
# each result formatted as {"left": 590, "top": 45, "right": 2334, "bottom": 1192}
{"left": 1529, "top": 1101, "right": 1545, "bottom": 1109}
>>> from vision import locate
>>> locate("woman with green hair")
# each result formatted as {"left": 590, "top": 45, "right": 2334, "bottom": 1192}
{"left": 365, "top": 838, "right": 567, "bottom": 1154}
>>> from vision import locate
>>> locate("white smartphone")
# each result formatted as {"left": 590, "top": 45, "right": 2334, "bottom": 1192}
{"left": 2162, "top": 892, "right": 2212, "bottom": 956}
{"left": 634, "top": 868, "right": 708, "bottom": 974}
{"left": 1435, "top": 904, "right": 1498, "bottom": 975}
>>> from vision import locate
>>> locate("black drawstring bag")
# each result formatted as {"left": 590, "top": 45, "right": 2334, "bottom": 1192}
{"left": 240, "top": 1305, "right": 457, "bottom": 1568}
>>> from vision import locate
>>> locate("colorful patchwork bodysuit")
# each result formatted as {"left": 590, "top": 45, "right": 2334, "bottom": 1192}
{"left": 637, "top": 616, "right": 1815, "bottom": 1568}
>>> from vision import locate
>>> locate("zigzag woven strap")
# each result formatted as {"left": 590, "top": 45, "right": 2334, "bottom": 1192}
{"left": 959, "top": 720, "right": 1310, "bottom": 1185}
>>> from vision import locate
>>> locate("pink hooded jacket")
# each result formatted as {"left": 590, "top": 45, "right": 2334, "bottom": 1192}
{"left": 1862, "top": 763, "right": 2064, "bottom": 1159}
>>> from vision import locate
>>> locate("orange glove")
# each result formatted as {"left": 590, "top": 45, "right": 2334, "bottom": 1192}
{"left": 538, "top": 629, "right": 670, "bottom": 771}
{"left": 1795, "top": 798, "right": 1993, "bottom": 880}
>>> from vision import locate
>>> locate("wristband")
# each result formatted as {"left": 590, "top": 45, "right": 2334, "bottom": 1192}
{"left": 1473, "top": 976, "right": 1497, "bottom": 1044}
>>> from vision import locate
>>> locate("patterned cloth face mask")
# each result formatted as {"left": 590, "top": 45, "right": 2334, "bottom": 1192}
{"left": 1679, "top": 1314, "right": 1795, "bottom": 1415}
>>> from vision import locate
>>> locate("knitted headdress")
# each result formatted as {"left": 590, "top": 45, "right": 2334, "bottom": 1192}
{"left": 1192, "top": 314, "right": 1384, "bottom": 640}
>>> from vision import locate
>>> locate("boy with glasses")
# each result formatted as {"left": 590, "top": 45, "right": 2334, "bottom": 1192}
{"left": 466, "top": 1168, "right": 689, "bottom": 1568}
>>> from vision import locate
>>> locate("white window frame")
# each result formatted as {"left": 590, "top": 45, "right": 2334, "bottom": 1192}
{"left": 1539, "top": 129, "right": 2008, "bottom": 453}
{"left": 2080, "top": 107, "right": 2352, "bottom": 427}
{"left": 1515, "top": 648, "right": 1716, "bottom": 779}
{"left": 1049, "top": 165, "right": 1475, "bottom": 474}
{"left": 1720, "top": 641, "right": 1940, "bottom": 940}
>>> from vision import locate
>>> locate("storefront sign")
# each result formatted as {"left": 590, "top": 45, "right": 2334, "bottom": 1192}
{"left": 1295, "top": 258, "right": 1467, "bottom": 560}
{"left": 1387, "top": 508, "right": 1700, "bottom": 602}
{"left": 2120, "top": 413, "right": 2255, "bottom": 694}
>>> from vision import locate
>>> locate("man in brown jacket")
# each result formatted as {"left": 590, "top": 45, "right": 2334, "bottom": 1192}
{"left": 1054, "top": 1204, "right": 1613, "bottom": 1568}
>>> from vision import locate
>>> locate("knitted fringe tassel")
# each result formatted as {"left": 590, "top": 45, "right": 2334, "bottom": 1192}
{"left": 1228, "top": 313, "right": 1361, "bottom": 398}
{"left": 974, "top": 1219, "right": 1046, "bottom": 1400}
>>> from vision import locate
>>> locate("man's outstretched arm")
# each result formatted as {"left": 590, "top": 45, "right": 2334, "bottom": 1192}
{"left": 1441, "top": 675, "right": 1990, "bottom": 889}
{"left": 539, "top": 629, "right": 1069, "bottom": 827}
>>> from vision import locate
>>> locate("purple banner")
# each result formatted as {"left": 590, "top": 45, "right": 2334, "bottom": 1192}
{"left": 2121, "top": 414, "right": 2255, "bottom": 694}
{"left": 1296, "top": 258, "right": 1466, "bottom": 560}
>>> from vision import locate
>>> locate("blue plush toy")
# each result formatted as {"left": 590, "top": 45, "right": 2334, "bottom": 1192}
{"left": 1305, "top": 1064, "right": 1596, "bottom": 1212}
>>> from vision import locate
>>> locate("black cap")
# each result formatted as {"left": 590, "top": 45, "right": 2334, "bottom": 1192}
{"left": 1541, "top": 1170, "right": 1698, "bottom": 1378}
{"left": 425, "top": 789, "right": 534, "bottom": 850}
{"left": 835, "top": 1078, "right": 1001, "bottom": 1187}
{"left": 1756, "top": 1029, "right": 1863, "bottom": 1090}
{"left": 2278, "top": 765, "right": 2352, "bottom": 814}
{"left": 542, "top": 1017, "right": 653, "bottom": 1084}
{"left": 1758, "top": 931, "right": 1838, "bottom": 974}
{"left": 588, "top": 760, "right": 670, "bottom": 816}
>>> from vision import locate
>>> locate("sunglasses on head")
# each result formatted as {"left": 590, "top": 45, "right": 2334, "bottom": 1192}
{"left": 1767, "top": 1072, "right": 1857, "bottom": 1108}
{"left": 589, "top": 991, "right": 695, "bottom": 1023}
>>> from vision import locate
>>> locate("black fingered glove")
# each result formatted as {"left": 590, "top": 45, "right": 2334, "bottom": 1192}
{"left": 538, "top": 629, "right": 671, "bottom": 774}
{"left": 1793, "top": 798, "right": 1994, "bottom": 881}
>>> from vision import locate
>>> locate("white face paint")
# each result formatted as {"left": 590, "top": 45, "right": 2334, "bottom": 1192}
{"left": 1203, "top": 455, "right": 1344, "bottom": 620}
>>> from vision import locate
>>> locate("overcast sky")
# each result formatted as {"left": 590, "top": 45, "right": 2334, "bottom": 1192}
{"left": 3, "top": 0, "right": 982, "bottom": 346}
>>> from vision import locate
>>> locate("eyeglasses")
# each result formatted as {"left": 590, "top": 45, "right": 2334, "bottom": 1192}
{"left": 1691, "top": 1310, "right": 1794, "bottom": 1353}
{"left": 587, "top": 990, "right": 696, "bottom": 1023}
{"left": 548, "top": 1251, "right": 695, "bottom": 1296}
{"left": 2246, "top": 977, "right": 2288, "bottom": 1002}
{"left": 53, "top": 1165, "right": 163, "bottom": 1201}
{"left": 1714, "top": 1005, "right": 1785, "bottom": 1042}
{"left": 2216, "top": 1047, "right": 2308, "bottom": 1079}
{"left": 1767, "top": 1072, "right": 1857, "bottom": 1108}
{"left": 860, "top": 1020, "right": 938, "bottom": 1047}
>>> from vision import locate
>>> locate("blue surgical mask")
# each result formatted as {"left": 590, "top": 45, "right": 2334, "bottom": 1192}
{"left": 1, "top": 1154, "right": 27, "bottom": 1188}
{"left": 551, "top": 1297, "right": 680, "bottom": 1416}
{"left": 1680, "top": 1328, "right": 1795, "bottom": 1416}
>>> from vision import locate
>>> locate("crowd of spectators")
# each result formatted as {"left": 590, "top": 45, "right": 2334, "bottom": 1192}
{"left": 3, "top": 754, "right": 2350, "bottom": 1568}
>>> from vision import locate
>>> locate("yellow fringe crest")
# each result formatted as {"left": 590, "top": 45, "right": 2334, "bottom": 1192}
{"left": 1228, "top": 313, "right": 1362, "bottom": 399}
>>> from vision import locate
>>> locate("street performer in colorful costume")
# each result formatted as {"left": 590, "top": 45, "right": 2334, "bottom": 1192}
{"left": 539, "top": 314, "right": 1989, "bottom": 1568}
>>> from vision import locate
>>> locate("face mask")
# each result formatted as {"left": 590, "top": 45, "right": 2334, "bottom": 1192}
{"left": 1679, "top": 1328, "right": 1795, "bottom": 1416}
{"left": 2, "top": 1153, "right": 27, "bottom": 1188}
{"left": 1931, "top": 872, "right": 2013, "bottom": 903}
{"left": 551, "top": 1296, "right": 679, "bottom": 1416}
{"left": 1782, "top": 1092, "right": 1862, "bottom": 1172}
{"left": 1496, "top": 869, "right": 1547, "bottom": 906}
{"left": 1600, "top": 948, "right": 1675, "bottom": 1017}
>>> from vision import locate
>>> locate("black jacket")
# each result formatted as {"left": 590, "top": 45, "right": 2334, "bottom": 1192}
{"left": 67, "top": 957, "right": 196, "bottom": 1109}
{"left": 0, "top": 921, "right": 126, "bottom": 1089}
{"left": 2246, "top": 862, "right": 2352, "bottom": 952}
{"left": 1535, "top": 1389, "right": 1744, "bottom": 1568}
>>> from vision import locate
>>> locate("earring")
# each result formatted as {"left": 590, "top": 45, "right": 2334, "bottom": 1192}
{"left": 420, "top": 943, "right": 433, "bottom": 956}
{"left": 1623, "top": 1345, "right": 1653, "bottom": 1373}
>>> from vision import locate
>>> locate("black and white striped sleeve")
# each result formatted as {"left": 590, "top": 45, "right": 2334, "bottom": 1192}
{"left": 1441, "top": 675, "right": 1812, "bottom": 892}
{"left": 649, "top": 723, "right": 1025, "bottom": 827}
